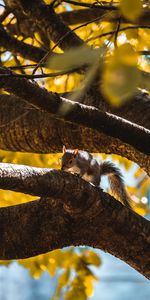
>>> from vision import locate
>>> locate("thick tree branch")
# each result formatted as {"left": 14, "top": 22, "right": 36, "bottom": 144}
{"left": 65, "top": 87, "right": 150, "bottom": 130}
{"left": 0, "top": 164, "right": 149, "bottom": 280}
{"left": 60, "top": 8, "right": 150, "bottom": 26}
{"left": 5, "top": 0, "right": 84, "bottom": 50}
{"left": 0, "top": 67, "right": 149, "bottom": 156}
{"left": 0, "top": 94, "right": 149, "bottom": 175}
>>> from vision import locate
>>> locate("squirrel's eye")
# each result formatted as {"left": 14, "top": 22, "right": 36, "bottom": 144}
{"left": 69, "top": 159, "right": 73, "bottom": 164}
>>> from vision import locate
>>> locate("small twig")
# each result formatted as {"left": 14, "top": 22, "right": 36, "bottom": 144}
{"left": 32, "top": 50, "right": 51, "bottom": 75}
{"left": 114, "top": 17, "right": 121, "bottom": 48}
{"left": 50, "top": 0, "right": 60, "bottom": 7}
{"left": 32, "top": 11, "right": 113, "bottom": 75}
{"left": 8, "top": 48, "right": 150, "bottom": 73}
{"left": 86, "top": 25, "right": 150, "bottom": 42}
{"left": 13, "top": 55, "right": 26, "bottom": 75}
{"left": 51, "top": 11, "right": 114, "bottom": 52}
{"left": 61, "top": 0, "right": 117, "bottom": 9}
{"left": 10, "top": 63, "right": 45, "bottom": 70}
{"left": 0, "top": 67, "right": 81, "bottom": 79}
{"left": 139, "top": 50, "right": 150, "bottom": 55}
{"left": 0, "top": 4, "right": 6, "bottom": 8}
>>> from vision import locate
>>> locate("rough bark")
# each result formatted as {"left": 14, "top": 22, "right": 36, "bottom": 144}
{"left": 0, "top": 164, "right": 149, "bottom": 280}
{"left": 0, "top": 94, "right": 149, "bottom": 175}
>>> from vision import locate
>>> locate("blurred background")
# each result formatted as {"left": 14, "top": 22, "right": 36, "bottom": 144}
{"left": 0, "top": 248, "right": 150, "bottom": 300}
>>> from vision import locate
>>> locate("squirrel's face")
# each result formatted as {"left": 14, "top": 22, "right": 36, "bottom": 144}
{"left": 61, "top": 152, "right": 76, "bottom": 171}
{"left": 61, "top": 146, "right": 79, "bottom": 172}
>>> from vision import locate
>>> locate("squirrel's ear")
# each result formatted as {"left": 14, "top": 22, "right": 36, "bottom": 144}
{"left": 62, "top": 145, "right": 66, "bottom": 154}
{"left": 73, "top": 149, "right": 78, "bottom": 156}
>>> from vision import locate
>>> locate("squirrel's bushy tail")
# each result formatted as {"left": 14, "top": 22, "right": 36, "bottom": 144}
{"left": 99, "top": 161, "right": 131, "bottom": 209}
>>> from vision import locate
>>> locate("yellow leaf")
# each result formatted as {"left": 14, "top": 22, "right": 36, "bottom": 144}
{"left": 102, "top": 64, "right": 140, "bottom": 106}
{"left": 0, "top": 260, "right": 11, "bottom": 266}
{"left": 113, "top": 43, "right": 138, "bottom": 66}
{"left": 134, "top": 205, "right": 148, "bottom": 216}
{"left": 125, "top": 28, "right": 138, "bottom": 41}
{"left": 134, "top": 168, "right": 143, "bottom": 178}
{"left": 48, "top": 258, "right": 57, "bottom": 277}
{"left": 123, "top": 159, "right": 132, "bottom": 171}
{"left": 29, "top": 267, "right": 42, "bottom": 280}
{"left": 101, "top": 44, "right": 140, "bottom": 106}
{"left": 64, "top": 288, "right": 86, "bottom": 300}
{"left": 120, "top": 0, "right": 143, "bottom": 21}
{"left": 84, "top": 275, "right": 94, "bottom": 297}
{"left": 58, "top": 269, "right": 70, "bottom": 288}
{"left": 84, "top": 250, "right": 101, "bottom": 267}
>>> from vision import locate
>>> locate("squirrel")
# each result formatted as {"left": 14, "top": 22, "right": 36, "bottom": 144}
{"left": 61, "top": 146, "right": 132, "bottom": 209}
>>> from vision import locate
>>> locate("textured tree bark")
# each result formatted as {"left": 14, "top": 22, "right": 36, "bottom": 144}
{"left": 0, "top": 94, "right": 149, "bottom": 175}
{"left": 0, "top": 166, "right": 149, "bottom": 280}
{"left": 0, "top": 68, "right": 149, "bottom": 156}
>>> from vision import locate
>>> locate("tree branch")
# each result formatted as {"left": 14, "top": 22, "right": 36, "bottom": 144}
{"left": 77, "top": 85, "right": 150, "bottom": 130}
{"left": 60, "top": 8, "right": 150, "bottom": 26}
{"left": 2, "top": 2, "right": 150, "bottom": 131}
{"left": 0, "top": 25, "right": 49, "bottom": 63}
{"left": 0, "top": 67, "right": 149, "bottom": 156}
{"left": 6, "top": 0, "right": 84, "bottom": 50}
{"left": 1, "top": 24, "right": 150, "bottom": 130}
{"left": 61, "top": 0, "right": 117, "bottom": 10}
{"left": 0, "top": 164, "right": 149, "bottom": 280}
{"left": 86, "top": 25, "right": 150, "bottom": 42}
{"left": 0, "top": 93, "right": 149, "bottom": 175}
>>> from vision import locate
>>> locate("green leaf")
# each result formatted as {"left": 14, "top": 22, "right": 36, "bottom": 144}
{"left": 48, "top": 46, "right": 104, "bottom": 70}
